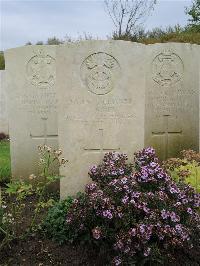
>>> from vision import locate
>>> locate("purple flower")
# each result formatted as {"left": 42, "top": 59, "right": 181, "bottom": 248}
{"left": 132, "top": 192, "right": 140, "bottom": 198}
{"left": 161, "top": 209, "right": 169, "bottom": 220}
{"left": 129, "top": 228, "right": 136, "bottom": 236}
{"left": 66, "top": 217, "right": 72, "bottom": 224}
{"left": 170, "top": 212, "right": 180, "bottom": 222}
{"left": 113, "top": 256, "right": 122, "bottom": 266}
{"left": 174, "top": 201, "right": 181, "bottom": 207}
{"left": 157, "top": 173, "right": 164, "bottom": 179}
{"left": 111, "top": 170, "right": 118, "bottom": 176}
{"left": 130, "top": 198, "right": 135, "bottom": 204}
{"left": 150, "top": 162, "right": 157, "bottom": 168}
{"left": 122, "top": 195, "right": 129, "bottom": 204}
{"left": 182, "top": 198, "right": 189, "bottom": 204}
{"left": 143, "top": 206, "right": 150, "bottom": 213}
{"left": 102, "top": 210, "right": 113, "bottom": 219}
{"left": 89, "top": 165, "right": 98, "bottom": 175}
{"left": 121, "top": 177, "right": 127, "bottom": 184}
{"left": 169, "top": 187, "right": 177, "bottom": 194}
{"left": 109, "top": 179, "right": 117, "bottom": 186}
{"left": 187, "top": 208, "right": 193, "bottom": 215}
{"left": 86, "top": 182, "right": 97, "bottom": 193}
{"left": 116, "top": 240, "right": 124, "bottom": 250}
{"left": 144, "top": 247, "right": 151, "bottom": 257}
{"left": 139, "top": 224, "right": 146, "bottom": 233}
{"left": 175, "top": 224, "right": 182, "bottom": 233}
{"left": 119, "top": 168, "right": 125, "bottom": 175}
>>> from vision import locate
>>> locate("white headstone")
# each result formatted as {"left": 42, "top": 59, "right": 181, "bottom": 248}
{"left": 197, "top": 45, "right": 200, "bottom": 152}
{"left": 145, "top": 43, "right": 199, "bottom": 160}
{"left": 5, "top": 46, "right": 58, "bottom": 178}
{"left": 56, "top": 41, "right": 146, "bottom": 197}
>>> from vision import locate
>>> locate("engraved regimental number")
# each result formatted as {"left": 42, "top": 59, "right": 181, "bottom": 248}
{"left": 152, "top": 49, "right": 183, "bottom": 86}
{"left": 27, "top": 49, "right": 55, "bottom": 88}
{"left": 81, "top": 52, "right": 120, "bottom": 95}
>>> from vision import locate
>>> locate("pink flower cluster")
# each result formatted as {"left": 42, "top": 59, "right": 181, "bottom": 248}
{"left": 65, "top": 148, "right": 200, "bottom": 265}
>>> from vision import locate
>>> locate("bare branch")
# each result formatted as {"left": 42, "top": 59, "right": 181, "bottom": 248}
{"left": 104, "top": 0, "right": 156, "bottom": 37}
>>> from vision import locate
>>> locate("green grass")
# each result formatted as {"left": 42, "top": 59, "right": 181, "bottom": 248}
{"left": 0, "top": 140, "right": 11, "bottom": 184}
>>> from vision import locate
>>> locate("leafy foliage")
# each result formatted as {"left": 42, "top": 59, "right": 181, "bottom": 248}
{"left": 185, "top": 0, "right": 200, "bottom": 31}
{"left": 113, "top": 25, "right": 200, "bottom": 44}
{"left": 163, "top": 150, "right": 200, "bottom": 192}
{"left": 0, "top": 145, "right": 68, "bottom": 250}
{"left": 43, "top": 196, "right": 74, "bottom": 244}
{"left": 47, "top": 37, "right": 63, "bottom": 45}
{"left": 0, "top": 52, "right": 5, "bottom": 70}
{"left": 61, "top": 148, "right": 200, "bottom": 265}
{"left": 0, "top": 140, "right": 11, "bottom": 185}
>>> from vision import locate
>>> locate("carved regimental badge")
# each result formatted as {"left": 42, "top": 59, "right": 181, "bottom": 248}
{"left": 26, "top": 49, "right": 55, "bottom": 88}
{"left": 152, "top": 50, "right": 184, "bottom": 86}
{"left": 81, "top": 52, "right": 120, "bottom": 95}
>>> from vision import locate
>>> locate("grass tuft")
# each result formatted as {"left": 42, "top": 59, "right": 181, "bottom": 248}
{"left": 0, "top": 140, "right": 11, "bottom": 184}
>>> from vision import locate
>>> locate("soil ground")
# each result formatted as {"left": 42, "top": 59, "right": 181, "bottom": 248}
{"left": 0, "top": 231, "right": 200, "bottom": 266}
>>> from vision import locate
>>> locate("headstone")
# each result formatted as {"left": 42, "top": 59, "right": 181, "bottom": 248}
{"left": 145, "top": 43, "right": 199, "bottom": 160}
{"left": 5, "top": 46, "right": 58, "bottom": 178}
{"left": 56, "top": 41, "right": 146, "bottom": 197}
{"left": 197, "top": 45, "right": 200, "bottom": 152}
{"left": 0, "top": 70, "right": 9, "bottom": 135}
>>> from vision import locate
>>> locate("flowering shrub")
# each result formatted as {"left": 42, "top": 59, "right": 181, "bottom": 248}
{"left": 65, "top": 147, "right": 200, "bottom": 265}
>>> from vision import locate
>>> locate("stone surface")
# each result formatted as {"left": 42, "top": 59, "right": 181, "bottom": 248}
{"left": 145, "top": 43, "right": 199, "bottom": 160}
{"left": 57, "top": 40, "right": 146, "bottom": 197}
{"left": 4, "top": 41, "right": 200, "bottom": 194}
{"left": 0, "top": 70, "right": 9, "bottom": 135}
{"left": 5, "top": 46, "right": 58, "bottom": 178}
{"left": 195, "top": 45, "right": 200, "bottom": 151}
{"left": 198, "top": 45, "right": 200, "bottom": 153}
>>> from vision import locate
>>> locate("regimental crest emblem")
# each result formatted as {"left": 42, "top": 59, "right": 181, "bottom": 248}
{"left": 26, "top": 49, "right": 55, "bottom": 88}
{"left": 81, "top": 52, "right": 120, "bottom": 95}
{"left": 152, "top": 49, "right": 184, "bottom": 86}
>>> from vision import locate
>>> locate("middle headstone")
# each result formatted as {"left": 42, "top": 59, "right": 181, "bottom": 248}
{"left": 57, "top": 40, "right": 146, "bottom": 197}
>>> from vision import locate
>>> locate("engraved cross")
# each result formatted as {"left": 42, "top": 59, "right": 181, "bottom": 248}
{"left": 152, "top": 115, "right": 182, "bottom": 159}
{"left": 30, "top": 117, "right": 58, "bottom": 144}
{"left": 84, "top": 128, "right": 120, "bottom": 153}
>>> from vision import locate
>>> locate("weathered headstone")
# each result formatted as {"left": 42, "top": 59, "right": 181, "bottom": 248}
{"left": 197, "top": 45, "right": 200, "bottom": 153}
{"left": 145, "top": 43, "right": 199, "bottom": 160}
{"left": 5, "top": 46, "right": 58, "bottom": 178}
{"left": 56, "top": 41, "right": 146, "bottom": 197}
{"left": 0, "top": 70, "right": 9, "bottom": 135}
